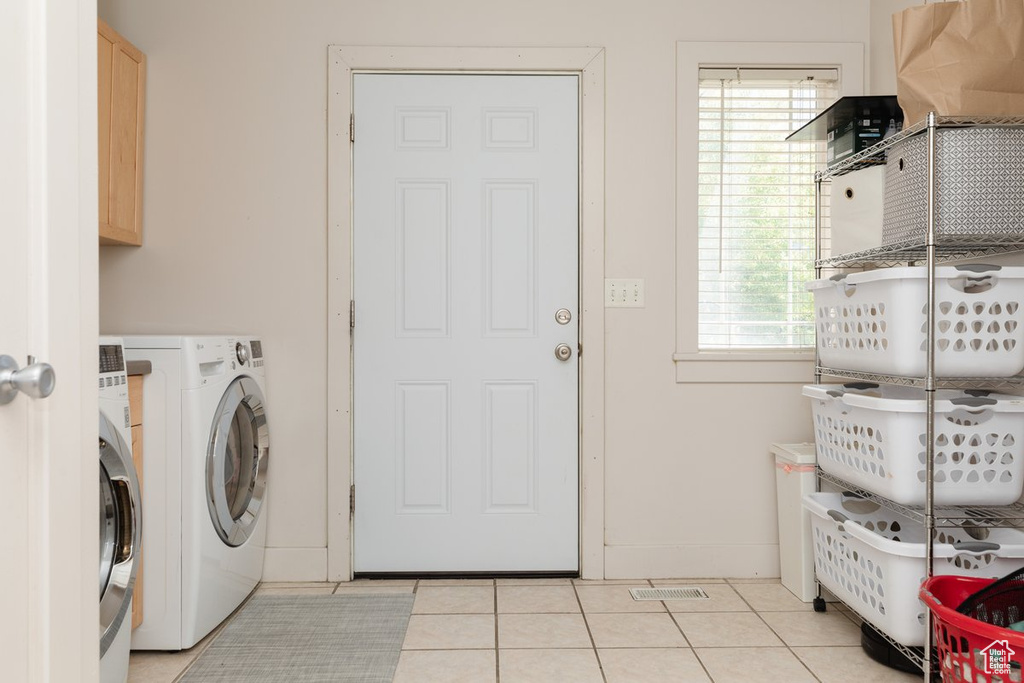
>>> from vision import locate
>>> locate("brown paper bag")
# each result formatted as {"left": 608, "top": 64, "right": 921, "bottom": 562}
{"left": 893, "top": 0, "right": 1024, "bottom": 125}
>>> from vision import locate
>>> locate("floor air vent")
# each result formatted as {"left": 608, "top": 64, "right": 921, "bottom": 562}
{"left": 629, "top": 587, "right": 710, "bottom": 601}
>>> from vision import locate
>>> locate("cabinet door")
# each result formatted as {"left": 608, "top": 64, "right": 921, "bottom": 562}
{"left": 98, "top": 28, "right": 113, "bottom": 235}
{"left": 98, "top": 19, "right": 145, "bottom": 246}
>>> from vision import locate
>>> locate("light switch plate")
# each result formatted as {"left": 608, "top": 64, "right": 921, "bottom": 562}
{"left": 605, "top": 278, "right": 645, "bottom": 307}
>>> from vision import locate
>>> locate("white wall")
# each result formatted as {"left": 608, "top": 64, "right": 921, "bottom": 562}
{"left": 870, "top": 0, "right": 919, "bottom": 95}
{"left": 98, "top": 0, "right": 876, "bottom": 579}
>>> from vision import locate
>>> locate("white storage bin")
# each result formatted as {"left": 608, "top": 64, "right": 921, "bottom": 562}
{"left": 772, "top": 443, "right": 817, "bottom": 602}
{"left": 829, "top": 165, "right": 885, "bottom": 257}
{"left": 804, "top": 383, "right": 1024, "bottom": 506}
{"left": 804, "top": 491, "right": 1024, "bottom": 646}
{"left": 807, "top": 264, "right": 1024, "bottom": 377}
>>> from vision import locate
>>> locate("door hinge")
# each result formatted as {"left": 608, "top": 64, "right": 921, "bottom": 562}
{"left": 349, "top": 114, "right": 355, "bottom": 143}
{"left": 349, "top": 484, "right": 355, "bottom": 516}
{"left": 578, "top": 342, "right": 583, "bottom": 358}
{"left": 349, "top": 300, "right": 355, "bottom": 329}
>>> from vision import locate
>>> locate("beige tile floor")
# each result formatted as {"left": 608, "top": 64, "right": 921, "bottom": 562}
{"left": 127, "top": 578, "right": 921, "bottom": 682}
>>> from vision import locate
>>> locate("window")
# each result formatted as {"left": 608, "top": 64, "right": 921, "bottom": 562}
{"left": 697, "top": 68, "right": 838, "bottom": 350}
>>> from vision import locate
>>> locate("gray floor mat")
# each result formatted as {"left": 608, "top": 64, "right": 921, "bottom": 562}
{"left": 179, "top": 593, "right": 414, "bottom": 682}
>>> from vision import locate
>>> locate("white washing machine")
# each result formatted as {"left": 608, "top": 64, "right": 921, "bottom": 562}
{"left": 122, "top": 335, "right": 269, "bottom": 650}
{"left": 98, "top": 338, "right": 142, "bottom": 683}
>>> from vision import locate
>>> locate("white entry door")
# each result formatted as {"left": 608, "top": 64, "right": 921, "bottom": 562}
{"left": 353, "top": 74, "right": 579, "bottom": 573}
{"left": 1, "top": 0, "right": 98, "bottom": 679}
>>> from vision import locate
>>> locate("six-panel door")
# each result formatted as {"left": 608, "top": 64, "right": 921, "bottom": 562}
{"left": 353, "top": 74, "right": 580, "bottom": 572}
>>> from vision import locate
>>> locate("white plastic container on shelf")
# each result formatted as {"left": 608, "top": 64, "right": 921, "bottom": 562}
{"left": 804, "top": 491, "right": 1024, "bottom": 647}
{"left": 829, "top": 165, "right": 885, "bottom": 256}
{"left": 771, "top": 443, "right": 818, "bottom": 602}
{"left": 804, "top": 383, "right": 1024, "bottom": 506}
{"left": 807, "top": 264, "right": 1024, "bottom": 377}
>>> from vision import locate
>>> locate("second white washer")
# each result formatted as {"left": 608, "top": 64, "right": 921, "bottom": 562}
{"left": 98, "top": 337, "right": 141, "bottom": 682}
{"left": 123, "top": 335, "right": 269, "bottom": 650}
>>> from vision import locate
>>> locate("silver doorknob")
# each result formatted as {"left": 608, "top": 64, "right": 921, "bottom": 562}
{"left": 554, "top": 344, "right": 572, "bottom": 361}
{"left": 0, "top": 355, "right": 56, "bottom": 405}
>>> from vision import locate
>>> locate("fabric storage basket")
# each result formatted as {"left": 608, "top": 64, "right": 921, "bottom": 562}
{"left": 807, "top": 265, "right": 1024, "bottom": 377}
{"left": 804, "top": 383, "right": 1024, "bottom": 506}
{"left": 830, "top": 166, "right": 885, "bottom": 256}
{"left": 804, "top": 491, "right": 1024, "bottom": 646}
{"left": 882, "top": 127, "right": 1024, "bottom": 246}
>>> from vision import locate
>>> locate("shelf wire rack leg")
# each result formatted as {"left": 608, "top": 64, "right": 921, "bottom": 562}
{"left": 813, "top": 176, "right": 823, "bottom": 388}
{"left": 923, "top": 111, "right": 938, "bottom": 681}
{"left": 814, "top": 176, "right": 823, "bottom": 388}
{"left": 813, "top": 175, "right": 825, "bottom": 606}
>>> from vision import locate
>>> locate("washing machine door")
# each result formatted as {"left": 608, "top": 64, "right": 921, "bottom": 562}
{"left": 206, "top": 375, "right": 269, "bottom": 547}
{"left": 99, "top": 412, "right": 142, "bottom": 656}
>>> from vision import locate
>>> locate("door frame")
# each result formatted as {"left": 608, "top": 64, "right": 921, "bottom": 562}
{"left": 0, "top": 0, "right": 99, "bottom": 678}
{"left": 326, "top": 46, "right": 606, "bottom": 580}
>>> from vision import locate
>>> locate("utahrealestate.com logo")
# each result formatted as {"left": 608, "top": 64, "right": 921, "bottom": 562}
{"left": 981, "top": 639, "right": 1016, "bottom": 675}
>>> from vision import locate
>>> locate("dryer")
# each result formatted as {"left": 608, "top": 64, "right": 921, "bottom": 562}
{"left": 98, "top": 338, "right": 141, "bottom": 683}
{"left": 122, "top": 336, "right": 269, "bottom": 650}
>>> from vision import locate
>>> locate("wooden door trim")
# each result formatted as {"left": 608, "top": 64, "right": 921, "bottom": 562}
{"left": 326, "top": 46, "right": 606, "bottom": 581}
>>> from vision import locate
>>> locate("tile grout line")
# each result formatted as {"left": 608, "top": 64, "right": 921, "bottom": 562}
{"left": 646, "top": 577, "right": 671, "bottom": 616}
{"left": 395, "top": 580, "right": 420, "bottom": 671}
{"left": 572, "top": 580, "right": 610, "bottom": 683}
{"left": 725, "top": 579, "right": 823, "bottom": 683}
{"left": 493, "top": 580, "right": 500, "bottom": 683}
{"left": 407, "top": 614, "right": 503, "bottom": 618}
{"left": 403, "top": 651, "right": 503, "bottom": 655}
{"left": 400, "top": 644, "right": 860, "bottom": 650}
{"left": 662, "top": 587, "right": 716, "bottom": 683}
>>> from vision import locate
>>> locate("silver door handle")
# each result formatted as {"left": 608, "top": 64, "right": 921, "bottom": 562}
{"left": 0, "top": 355, "right": 56, "bottom": 405}
{"left": 554, "top": 344, "right": 572, "bottom": 361}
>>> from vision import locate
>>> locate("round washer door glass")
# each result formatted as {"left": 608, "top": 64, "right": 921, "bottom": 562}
{"left": 207, "top": 376, "right": 269, "bottom": 546}
{"left": 98, "top": 412, "right": 141, "bottom": 656}
{"left": 99, "top": 462, "right": 117, "bottom": 597}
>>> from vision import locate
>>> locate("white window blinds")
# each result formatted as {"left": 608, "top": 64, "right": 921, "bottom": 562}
{"left": 697, "top": 68, "right": 838, "bottom": 349}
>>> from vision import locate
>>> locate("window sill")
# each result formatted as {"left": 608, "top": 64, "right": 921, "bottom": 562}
{"left": 673, "top": 351, "right": 815, "bottom": 384}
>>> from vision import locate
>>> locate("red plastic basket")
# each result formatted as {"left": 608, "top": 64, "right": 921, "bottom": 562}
{"left": 921, "top": 575, "right": 1024, "bottom": 682}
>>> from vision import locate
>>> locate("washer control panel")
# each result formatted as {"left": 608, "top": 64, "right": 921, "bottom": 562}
{"left": 250, "top": 339, "right": 264, "bottom": 368}
{"left": 98, "top": 344, "right": 128, "bottom": 390}
{"left": 99, "top": 344, "right": 124, "bottom": 373}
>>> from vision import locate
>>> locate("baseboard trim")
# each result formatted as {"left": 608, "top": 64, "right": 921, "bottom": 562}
{"left": 262, "top": 547, "right": 329, "bottom": 582}
{"left": 604, "top": 544, "right": 780, "bottom": 579}
{"left": 263, "top": 545, "right": 780, "bottom": 582}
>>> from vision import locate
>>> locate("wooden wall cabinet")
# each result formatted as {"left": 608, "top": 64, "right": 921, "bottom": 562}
{"left": 98, "top": 19, "right": 145, "bottom": 246}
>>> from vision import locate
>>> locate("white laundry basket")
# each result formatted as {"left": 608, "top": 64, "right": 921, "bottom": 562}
{"left": 804, "top": 491, "right": 1024, "bottom": 646}
{"left": 807, "top": 265, "right": 1024, "bottom": 377}
{"left": 804, "top": 383, "right": 1024, "bottom": 506}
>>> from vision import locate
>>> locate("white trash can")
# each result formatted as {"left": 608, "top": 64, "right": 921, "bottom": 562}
{"left": 771, "top": 442, "right": 817, "bottom": 602}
